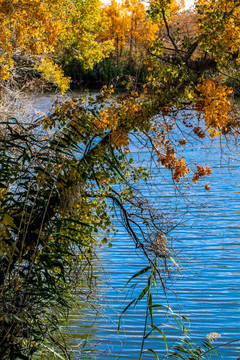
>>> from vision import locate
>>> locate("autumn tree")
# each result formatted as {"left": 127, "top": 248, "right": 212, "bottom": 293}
{"left": 0, "top": 0, "right": 113, "bottom": 93}
{"left": 101, "top": 0, "right": 158, "bottom": 66}
{"left": 101, "top": 0, "right": 130, "bottom": 65}
{"left": 124, "top": 0, "right": 158, "bottom": 56}
{"left": 59, "top": 0, "right": 113, "bottom": 70}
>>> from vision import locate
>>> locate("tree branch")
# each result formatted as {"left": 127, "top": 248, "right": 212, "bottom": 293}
{"left": 161, "top": 8, "right": 181, "bottom": 56}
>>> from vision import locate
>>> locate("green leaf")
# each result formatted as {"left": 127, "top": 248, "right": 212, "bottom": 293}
{"left": 2, "top": 214, "right": 18, "bottom": 229}
{"left": 118, "top": 298, "right": 136, "bottom": 330}
{"left": 123, "top": 265, "right": 151, "bottom": 289}
{"left": 148, "top": 293, "right": 153, "bottom": 325}
{"left": 151, "top": 325, "right": 168, "bottom": 352}
{"left": 147, "top": 348, "right": 159, "bottom": 359}
{"left": 137, "top": 285, "right": 150, "bottom": 302}
{"left": 169, "top": 256, "right": 179, "bottom": 268}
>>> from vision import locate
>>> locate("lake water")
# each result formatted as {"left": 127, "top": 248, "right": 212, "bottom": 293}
{"left": 27, "top": 93, "right": 240, "bottom": 359}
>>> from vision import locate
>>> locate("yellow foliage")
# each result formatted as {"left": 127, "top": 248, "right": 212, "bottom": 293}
{"left": 0, "top": 0, "right": 114, "bottom": 88}
{"left": 196, "top": 0, "right": 240, "bottom": 64}
{"left": 63, "top": 0, "right": 114, "bottom": 69}
{"left": 35, "top": 58, "right": 71, "bottom": 94}
{"left": 94, "top": 106, "right": 117, "bottom": 132}
{"left": 101, "top": 0, "right": 159, "bottom": 58}
{"left": 196, "top": 78, "right": 233, "bottom": 137}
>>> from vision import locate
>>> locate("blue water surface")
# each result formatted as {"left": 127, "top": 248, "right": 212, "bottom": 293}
{"left": 29, "top": 93, "right": 240, "bottom": 359}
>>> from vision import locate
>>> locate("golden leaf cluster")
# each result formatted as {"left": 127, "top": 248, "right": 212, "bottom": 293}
{"left": 196, "top": 78, "right": 233, "bottom": 137}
